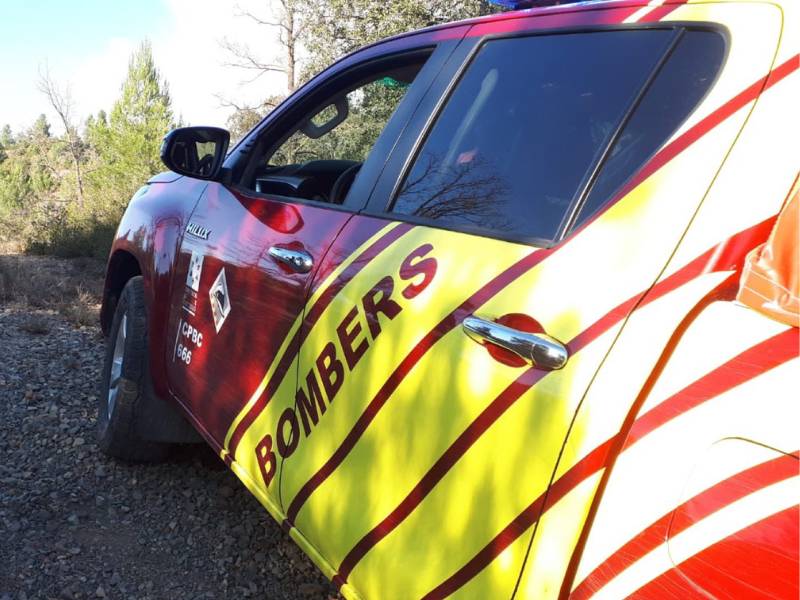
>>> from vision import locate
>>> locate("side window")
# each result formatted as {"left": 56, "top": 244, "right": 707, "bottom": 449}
{"left": 244, "top": 57, "right": 429, "bottom": 206}
{"left": 271, "top": 77, "right": 412, "bottom": 166}
{"left": 390, "top": 30, "right": 675, "bottom": 244}
{"left": 574, "top": 30, "right": 726, "bottom": 229}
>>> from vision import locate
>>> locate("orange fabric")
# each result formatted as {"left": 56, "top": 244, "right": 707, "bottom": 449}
{"left": 737, "top": 187, "right": 800, "bottom": 327}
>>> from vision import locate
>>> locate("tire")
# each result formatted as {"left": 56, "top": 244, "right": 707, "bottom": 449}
{"left": 98, "top": 276, "right": 170, "bottom": 461}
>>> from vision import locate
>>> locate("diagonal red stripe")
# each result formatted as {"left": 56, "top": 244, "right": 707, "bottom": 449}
{"left": 640, "top": 1, "right": 689, "bottom": 23}
{"left": 613, "top": 54, "right": 799, "bottom": 204}
{"left": 421, "top": 329, "right": 797, "bottom": 599}
{"left": 335, "top": 366, "right": 549, "bottom": 582}
{"left": 227, "top": 222, "right": 415, "bottom": 459}
{"left": 334, "top": 213, "right": 776, "bottom": 585}
{"left": 286, "top": 245, "right": 552, "bottom": 524}
{"left": 628, "top": 505, "right": 799, "bottom": 599}
{"left": 423, "top": 440, "right": 614, "bottom": 600}
{"left": 625, "top": 327, "right": 799, "bottom": 449}
{"left": 570, "top": 452, "right": 799, "bottom": 600}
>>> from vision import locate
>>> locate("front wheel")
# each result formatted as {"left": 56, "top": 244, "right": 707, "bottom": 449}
{"left": 98, "top": 276, "right": 169, "bottom": 461}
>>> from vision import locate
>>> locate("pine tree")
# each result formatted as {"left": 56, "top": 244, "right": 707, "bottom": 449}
{"left": 88, "top": 41, "right": 175, "bottom": 210}
{"left": 0, "top": 125, "right": 13, "bottom": 147}
{"left": 31, "top": 114, "right": 51, "bottom": 139}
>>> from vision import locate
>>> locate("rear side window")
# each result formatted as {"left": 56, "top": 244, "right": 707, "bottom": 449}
{"left": 390, "top": 28, "right": 726, "bottom": 245}
{"left": 390, "top": 30, "right": 674, "bottom": 244}
{"left": 573, "top": 30, "right": 726, "bottom": 230}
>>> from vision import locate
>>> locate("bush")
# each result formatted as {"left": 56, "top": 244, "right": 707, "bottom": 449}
{"left": 0, "top": 198, "right": 119, "bottom": 259}
{"left": 0, "top": 42, "right": 172, "bottom": 260}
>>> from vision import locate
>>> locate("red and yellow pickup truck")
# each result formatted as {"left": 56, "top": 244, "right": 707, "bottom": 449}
{"left": 97, "top": 0, "right": 798, "bottom": 597}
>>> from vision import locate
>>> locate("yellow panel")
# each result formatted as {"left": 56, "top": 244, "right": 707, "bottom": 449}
{"left": 286, "top": 229, "right": 533, "bottom": 557}
{"left": 516, "top": 473, "right": 603, "bottom": 599}
{"left": 447, "top": 532, "right": 532, "bottom": 600}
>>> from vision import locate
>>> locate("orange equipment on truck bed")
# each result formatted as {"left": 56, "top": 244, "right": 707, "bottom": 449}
{"left": 738, "top": 185, "right": 800, "bottom": 327}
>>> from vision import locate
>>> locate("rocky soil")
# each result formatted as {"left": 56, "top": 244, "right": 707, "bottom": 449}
{"left": 0, "top": 258, "right": 339, "bottom": 600}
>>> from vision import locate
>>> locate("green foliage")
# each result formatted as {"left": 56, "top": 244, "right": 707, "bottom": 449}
{"left": 0, "top": 116, "right": 57, "bottom": 213}
{"left": 1, "top": 42, "right": 175, "bottom": 258}
{"left": 227, "top": 105, "right": 270, "bottom": 144}
{"left": 271, "top": 79, "right": 408, "bottom": 165}
{"left": 2, "top": 4, "right": 497, "bottom": 258}
{"left": 301, "top": 0, "right": 497, "bottom": 76}
{"left": 87, "top": 41, "right": 175, "bottom": 210}
{"left": 0, "top": 124, "right": 13, "bottom": 147}
{"left": 31, "top": 114, "right": 52, "bottom": 139}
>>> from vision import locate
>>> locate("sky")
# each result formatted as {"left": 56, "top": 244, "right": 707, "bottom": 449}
{"left": 0, "top": 0, "right": 286, "bottom": 135}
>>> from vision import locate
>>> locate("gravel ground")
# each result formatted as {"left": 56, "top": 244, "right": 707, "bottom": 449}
{"left": 0, "top": 301, "right": 340, "bottom": 600}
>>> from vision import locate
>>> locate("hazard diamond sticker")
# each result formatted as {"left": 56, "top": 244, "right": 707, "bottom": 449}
{"left": 209, "top": 268, "right": 231, "bottom": 333}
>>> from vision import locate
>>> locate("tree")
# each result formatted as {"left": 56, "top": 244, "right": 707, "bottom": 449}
{"left": 31, "top": 114, "right": 51, "bottom": 139}
{"left": 225, "top": 102, "right": 268, "bottom": 142}
{"left": 38, "top": 67, "right": 86, "bottom": 207}
{"left": 0, "top": 125, "right": 13, "bottom": 147}
{"left": 0, "top": 115, "right": 58, "bottom": 216}
{"left": 219, "top": 1, "right": 306, "bottom": 142}
{"left": 88, "top": 41, "right": 175, "bottom": 210}
{"left": 25, "top": 114, "right": 58, "bottom": 191}
{"left": 221, "top": 0, "right": 305, "bottom": 93}
{"left": 301, "top": 0, "right": 498, "bottom": 75}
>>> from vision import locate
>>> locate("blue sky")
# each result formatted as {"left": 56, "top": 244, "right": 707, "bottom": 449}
{"left": 1, "top": 0, "right": 285, "bottom": 134}
{"left": 2, "top": 0, "right": 170, "bottom": 61}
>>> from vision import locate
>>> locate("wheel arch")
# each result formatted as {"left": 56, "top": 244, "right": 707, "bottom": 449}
{"left": 101, "top": 249, "right": 143, "bottom": 336}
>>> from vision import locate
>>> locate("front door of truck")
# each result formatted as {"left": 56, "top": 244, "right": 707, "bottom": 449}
{"left": 270, "top": 16, "right": 751, "bottom": 599}
{"left": 166, "top": 35, "right": 467, "bottom": 516}
{"left": 164, "top": 181, "right": 352, "bottom": 470}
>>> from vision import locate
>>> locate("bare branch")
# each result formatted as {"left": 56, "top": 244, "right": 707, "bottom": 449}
{"left": 214, "top": 93, "right": 280, "bottom": 114}
{"left": 37, "top": 65, "right": 85, "bottom": 208}
{"left": 235, "top": 7, "right": 290, "bottom": 33}
{"left": 219, "top": 0, "right": 303, "bottom": 94}
{"left": 218, "top": 38, "right": 286, "bottom": 86}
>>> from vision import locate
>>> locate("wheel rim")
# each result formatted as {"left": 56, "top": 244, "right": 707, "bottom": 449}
{"left": 107, "top": 314, "right": 126, "bottom": 418}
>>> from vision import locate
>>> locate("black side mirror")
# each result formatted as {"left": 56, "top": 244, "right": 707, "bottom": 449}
{"left": 160, "top": 126, "right": 230, "bottom": 181}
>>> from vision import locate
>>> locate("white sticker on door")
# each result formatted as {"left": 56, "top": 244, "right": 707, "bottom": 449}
{"left": 182, "top": 251, "right": 204, "bottom": 315}
{"left": 209, "top": 268, "right": 231, "bottom": 333}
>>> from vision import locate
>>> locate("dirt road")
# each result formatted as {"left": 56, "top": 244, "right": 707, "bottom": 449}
{"left": 0, "top": 255, "right": 337, "bottom": 600}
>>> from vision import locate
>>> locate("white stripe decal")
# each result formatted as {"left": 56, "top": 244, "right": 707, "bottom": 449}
{"left": 591, "top": 476, "right": 799, "bottom": 600}
{"left": 623, "top": 0, "right": 667, "bottom": 24}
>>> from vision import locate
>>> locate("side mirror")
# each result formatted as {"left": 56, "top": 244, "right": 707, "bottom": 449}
{"left": 160, "top": 126, "right": 230, "bottom": 180}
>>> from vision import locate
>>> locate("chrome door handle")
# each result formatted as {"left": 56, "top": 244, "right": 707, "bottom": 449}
{"left": 268, "top": 246, "right": 313, "bottom": 274}
{"left": 462, "top": 315, "right": 569, "bottom": 371}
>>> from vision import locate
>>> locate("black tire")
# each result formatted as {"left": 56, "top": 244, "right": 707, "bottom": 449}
{"left": 98, "top": 276, "right": 170, "bottom": 461}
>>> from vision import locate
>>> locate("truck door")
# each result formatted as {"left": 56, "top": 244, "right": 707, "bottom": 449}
{"left": 166, "top": 35, "right": 467, "bottom": 517}
{"left": 261, "top": 14, "right": 752, "bottom": 599}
